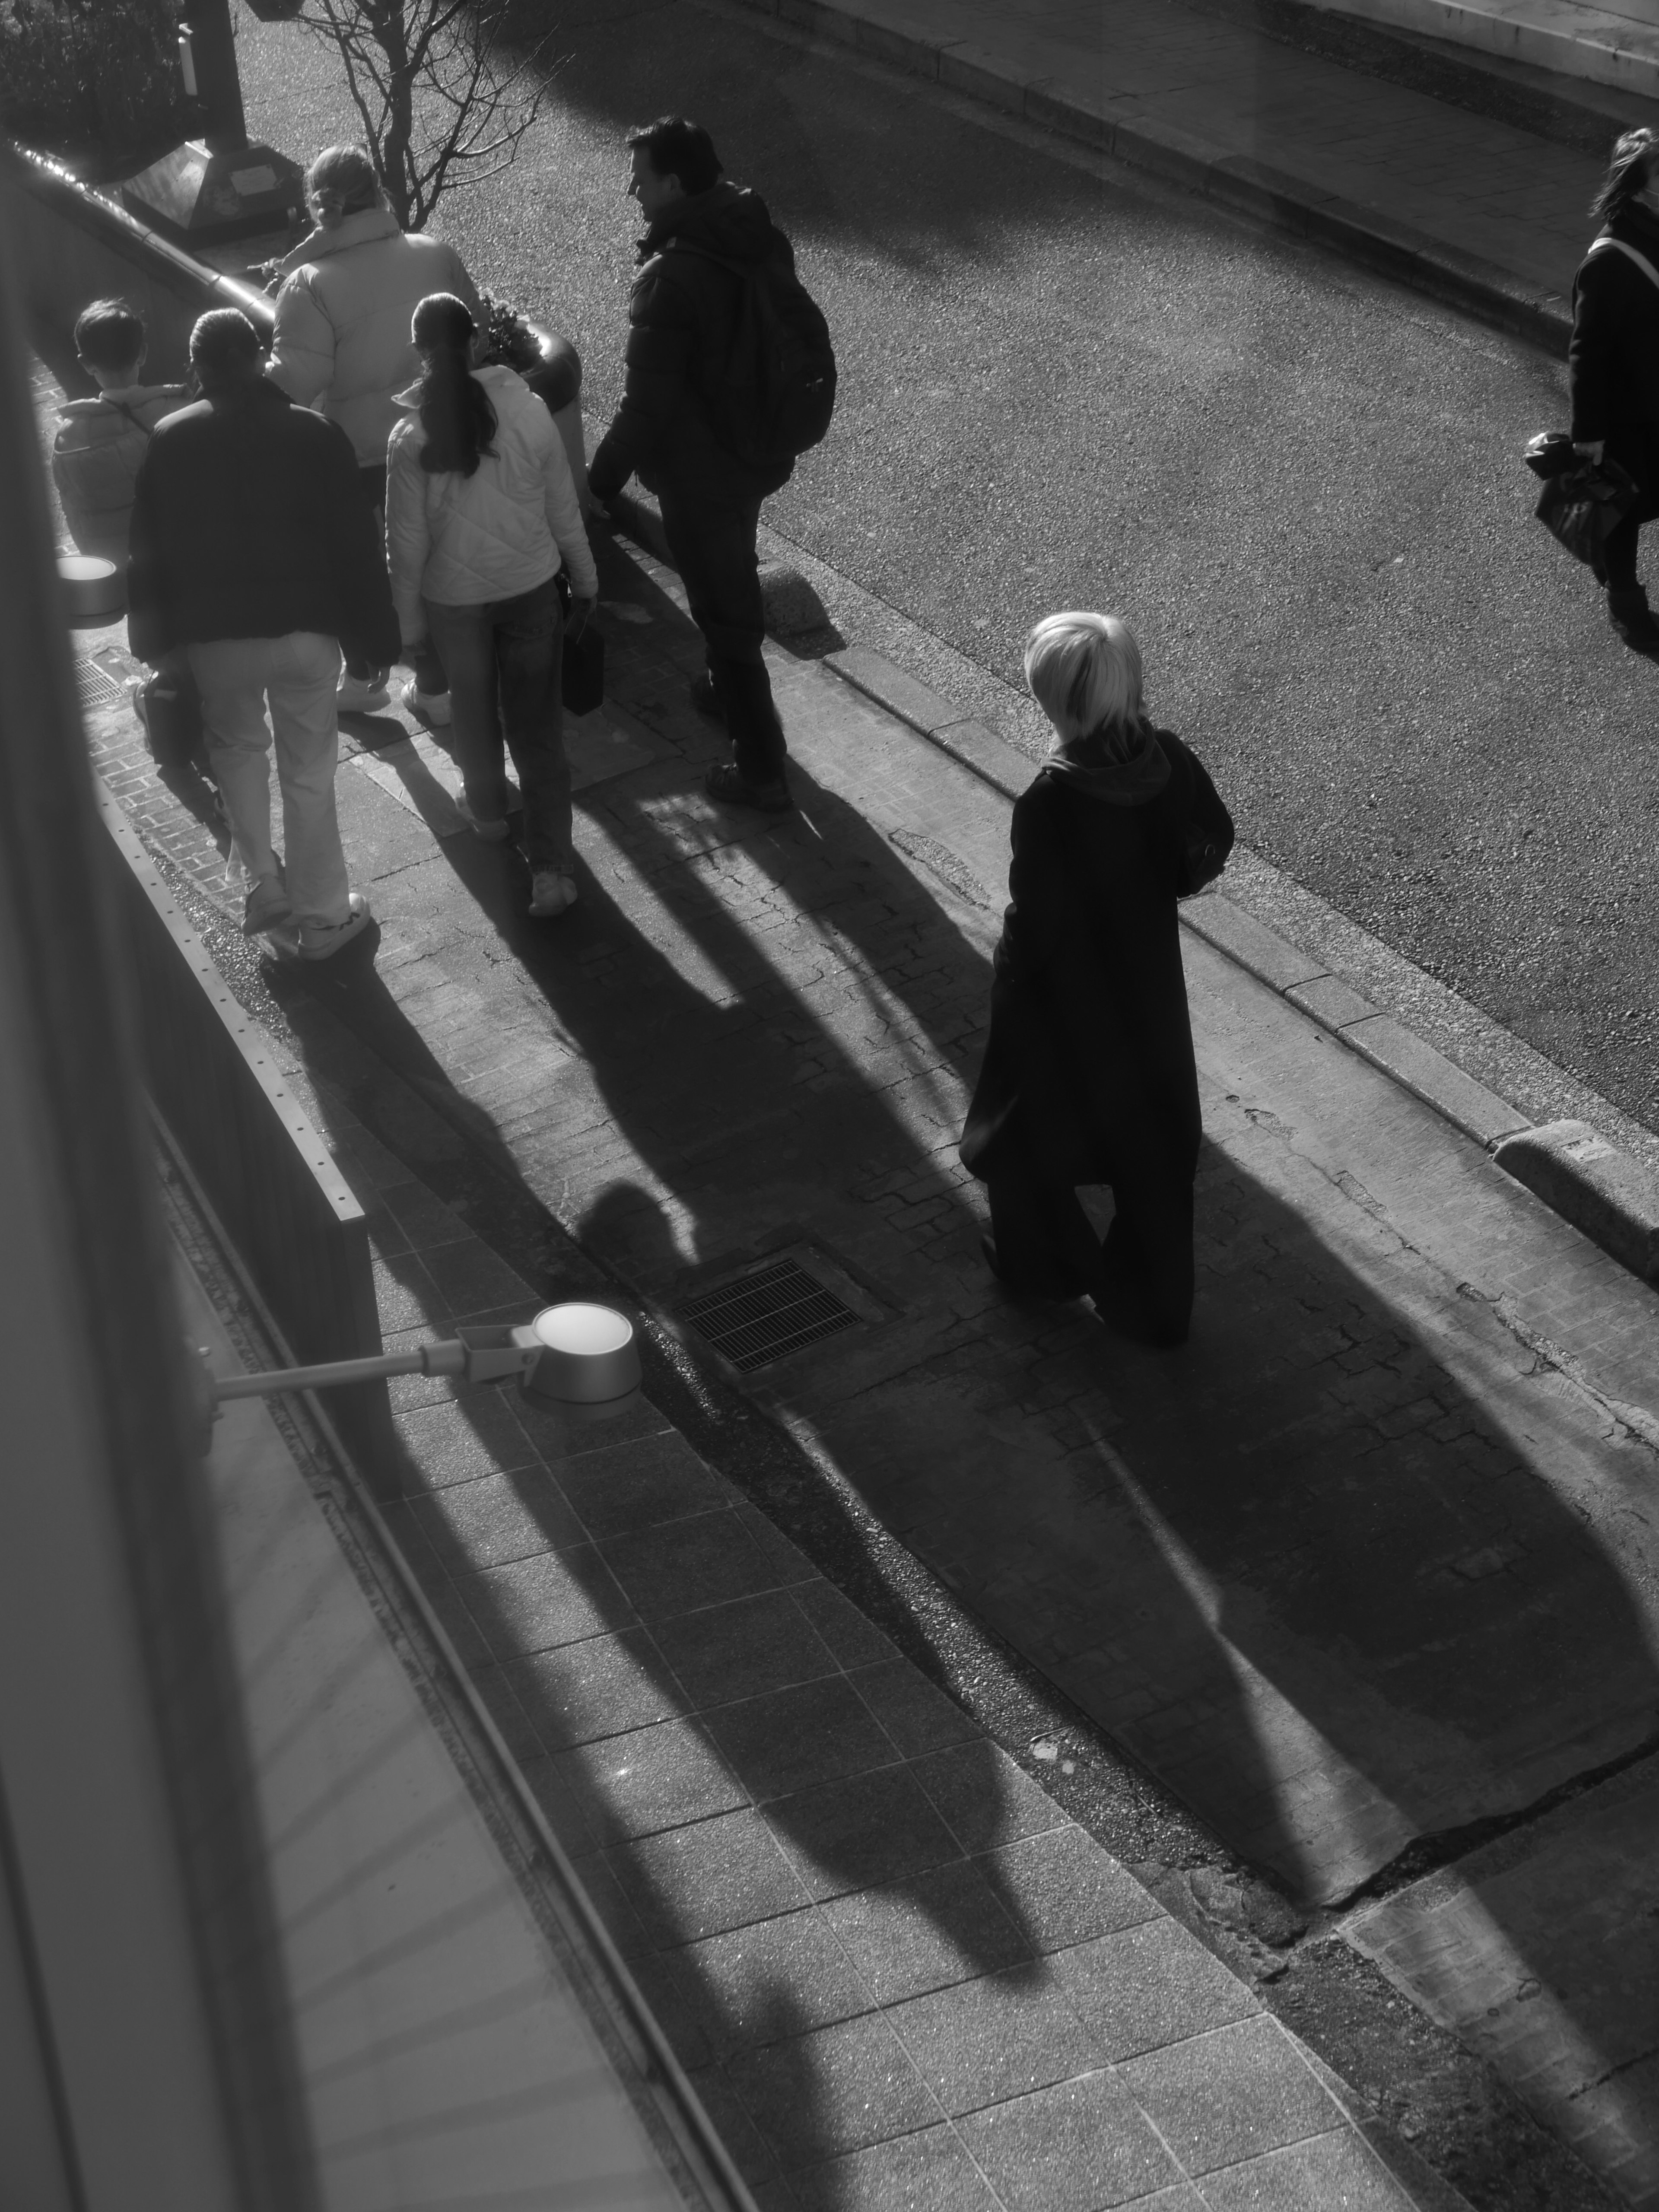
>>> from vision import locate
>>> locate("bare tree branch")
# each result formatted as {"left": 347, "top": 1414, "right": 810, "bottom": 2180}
{"left": 289, "top": 0, "right": 559, "bottom": 230}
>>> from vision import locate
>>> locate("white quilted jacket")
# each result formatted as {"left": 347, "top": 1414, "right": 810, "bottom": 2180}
{"left": 385, "top": 366, "right": 598, "bottom": 639}
{"left": 268, "top": 207, "right": 480, "bottom": 466}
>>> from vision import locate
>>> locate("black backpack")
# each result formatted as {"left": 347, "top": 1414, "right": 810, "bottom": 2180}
{"left": 672, "top": 238, "right": 836, "bottom": 472}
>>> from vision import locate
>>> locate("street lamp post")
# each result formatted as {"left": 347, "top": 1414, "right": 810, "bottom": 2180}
{"left": 121, "top": 0, "right": 305, "bottom": 245}
{"left": 199, "top": 1304, "right": 645, "bottom": 1432}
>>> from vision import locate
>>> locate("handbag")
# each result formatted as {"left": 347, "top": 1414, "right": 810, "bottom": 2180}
{"left": 562, "top": 621, "right": 604, "bottom": 715}
{"left": 133, "top": 663, "right": 209, "bottom": 777}
{"left": 1533, "top": 457, "right": 1637, "bottom": 572}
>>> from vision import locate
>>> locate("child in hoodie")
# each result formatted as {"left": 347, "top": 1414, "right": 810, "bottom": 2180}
{"left": 51, "top": 299, "right": 187, "bottom": 566}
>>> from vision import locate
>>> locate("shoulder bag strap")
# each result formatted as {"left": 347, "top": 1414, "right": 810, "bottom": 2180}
{"left": 106, "top": 397, "right": 154, "bottom": 440}
{"left": 1586, "top": 235, "right": 1659, "bottom": 295}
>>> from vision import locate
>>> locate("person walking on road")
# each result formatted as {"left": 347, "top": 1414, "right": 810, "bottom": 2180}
{"left": 587, "top": 116, "right": 832, "bottom": 814}
{"left": 266, "top": 143, "right": 480, "bottom": 715}
{"left": 386, "top": 293, "right": 598, "bottom": 920}
{"left": 1570, "top": 126, "right": 1659, "bottom": 651}
{"left": 960, "top": 613, "right": 1233, "bottom": 1348}
{"left": 127, "top": 308, "right": 397, "bottom": 959}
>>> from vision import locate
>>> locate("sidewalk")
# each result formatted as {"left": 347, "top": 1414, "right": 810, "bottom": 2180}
{"left": 132, "top": 776, "right": 1450, "bottom": 2210}
{"left": 64, "top": 468, "right": 1659, "bottom": 2206}
{"left": 722, "top": 0, "right": 1659, "bottom": 346}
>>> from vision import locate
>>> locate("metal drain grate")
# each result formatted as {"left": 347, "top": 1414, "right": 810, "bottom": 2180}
{"left": 77, "top": 658, "right": 126, "bottom": 710}
{"left": 680, "top": 1258, "right": 861, "bottom": 1372}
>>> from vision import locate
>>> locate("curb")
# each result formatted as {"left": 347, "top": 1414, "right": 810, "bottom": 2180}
{"left": 822, "top": 642, "right": 1659, "bottom": 1287}
{"left": 727, "top": 0, "right": 1572, "bottom": 356}
{"left": 604, "top": 464, "right": 1659, "bottom": 1292}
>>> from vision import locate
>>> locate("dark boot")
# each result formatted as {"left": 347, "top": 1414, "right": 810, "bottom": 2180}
{"left": 706, "top": 761, "right": 791, "bottom": 812}
{"left": 1607, "top": 585, "right": 1659, "bottom": 648}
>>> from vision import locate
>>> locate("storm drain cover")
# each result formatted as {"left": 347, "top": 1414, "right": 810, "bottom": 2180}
{"left": 680, "top": 1258, "right": 861, "bottom": 1371}
{"left": 77, "top": 657, "right": 126, "bottom": 710}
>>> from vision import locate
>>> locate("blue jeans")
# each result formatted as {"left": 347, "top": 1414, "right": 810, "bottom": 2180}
{"left": 425, "top": 578, "right": 571, "bottom": 871}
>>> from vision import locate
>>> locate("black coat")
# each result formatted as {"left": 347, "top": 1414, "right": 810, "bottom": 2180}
{"left": 960, "top": 728, "right": 1233, "bottom": 1189}
{"left": 1568, "top": 206, "right": 1659, "bottom": 444}
{"left": 587, "top": 181, "right": 796, "bottom": 504}
{"left": 127, "top": 378, "right": 399, "bottom": 667}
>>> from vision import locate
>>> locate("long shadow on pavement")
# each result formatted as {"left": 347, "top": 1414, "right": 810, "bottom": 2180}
{"left": 315, "top": 696, "right": 1659, "bottom": 2105}
{"left": 276, "top": 950, "right": 1115, "bottom": 2193}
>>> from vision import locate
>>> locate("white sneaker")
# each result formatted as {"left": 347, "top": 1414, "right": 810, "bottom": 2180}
{"left": 337, "top": 671, "right": 391, "bottom": 714}
{"left": 400, "top": 677, "right": 452, "bottom": 727}
{"left": 456, "top": 795, "right": 512, "bottom": 842}
{"left": 298, "top": 892, "right": 373, "bottom": 960}
{"left": 528, "top": 870, "right": 578, "bottom": 918}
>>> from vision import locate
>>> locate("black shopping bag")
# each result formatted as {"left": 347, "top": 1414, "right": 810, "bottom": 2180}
{"left": 563, "top": 623, "right": 604, "bottom": 715}
{"left": 1534, "top": 456, "right": 1636, "bottom": 571}
{"left": 135, "top": 664, "right": 209, "bottom": 775}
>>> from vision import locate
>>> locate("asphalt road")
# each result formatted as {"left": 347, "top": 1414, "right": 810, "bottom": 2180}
{"left": 234, "top": 0, "right": 1659, "bottom": 1137}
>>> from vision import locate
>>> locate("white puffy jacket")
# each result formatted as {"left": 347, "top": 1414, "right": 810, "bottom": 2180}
{"left": 267, "top": 207, "right": 480, "bottom": 466}
{"left": 385, "top": 366, "right": 598, "bottom": 639}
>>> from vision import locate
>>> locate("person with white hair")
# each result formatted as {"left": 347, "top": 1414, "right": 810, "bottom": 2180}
{"left": 959, "top": 611, "right": 1233, "bottom": 1347}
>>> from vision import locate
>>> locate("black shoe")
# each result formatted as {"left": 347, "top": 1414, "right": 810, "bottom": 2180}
{"left": 706, "top": 761, "right": 792, "bottom": 812}
{"left": 689, "top": 673, "right": 725, "bottom": 721}
{"left": 1608, "top": 586, "right": 1659, "bottom": 648}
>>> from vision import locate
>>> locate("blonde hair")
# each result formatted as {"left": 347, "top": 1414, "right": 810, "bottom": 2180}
{"left": 305, "top": 145, "right": 381, "bottom": 226}
{"left": 1023, "top": 611, "right": 1145, "bottom": 755}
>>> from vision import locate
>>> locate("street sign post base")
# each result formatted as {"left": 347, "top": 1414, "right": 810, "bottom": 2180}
{"left": 121, "top": 140, "right": 304, "bottom": 243}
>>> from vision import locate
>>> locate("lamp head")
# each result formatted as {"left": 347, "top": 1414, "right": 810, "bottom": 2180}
{"left": 516, "top": 1302, "right": 642, "bottom": 1421}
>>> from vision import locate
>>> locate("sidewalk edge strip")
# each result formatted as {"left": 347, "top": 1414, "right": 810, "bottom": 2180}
{"left": 728, "top": 0, "right": 1573, "bottom": 354}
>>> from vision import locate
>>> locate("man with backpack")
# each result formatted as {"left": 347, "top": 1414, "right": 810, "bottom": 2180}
{"left": 588, "top": 117, "right": 835, "bottom": 813}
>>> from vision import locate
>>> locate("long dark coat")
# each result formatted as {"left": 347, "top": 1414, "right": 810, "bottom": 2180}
{"left": 1568, "top": 203, "right": 1659, "bottom": 445}
{"left": 960, "top": 727, "right": 1233, "bottom": 1192}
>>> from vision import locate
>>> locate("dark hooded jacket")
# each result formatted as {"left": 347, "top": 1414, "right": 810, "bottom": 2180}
{"left": 960, "top": 726, "right": 1233, "bottom": 1189}
{"left": 1568, "top": 201, "right": 1659, "bottom": 444}
{"left": 588, "top": 180, "right": 798, "bottom": 504}
{"left": 127, "top": 377, "right": 399, "bottom": 668}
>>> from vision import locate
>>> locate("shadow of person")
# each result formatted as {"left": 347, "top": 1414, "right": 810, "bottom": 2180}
{"left": 818, "top": 1125, "right": 1659, "bottom": 1921}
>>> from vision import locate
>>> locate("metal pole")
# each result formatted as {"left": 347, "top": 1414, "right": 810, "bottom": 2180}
{"left": 182, "top": 0, "right": 249, "bottom": 155}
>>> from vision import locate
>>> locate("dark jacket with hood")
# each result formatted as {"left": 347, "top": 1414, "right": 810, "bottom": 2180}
{"left": 1568, "top": 202, "right": 1659, "bottom": 445}
{"left": 127, "top": 377, "right": 399, "bottom": 668}
{"left": 588, "top": 180, "right": 797, "bottom": 505}
{"left": 960, "top": 726, "right": 1233, "bottom": 1190}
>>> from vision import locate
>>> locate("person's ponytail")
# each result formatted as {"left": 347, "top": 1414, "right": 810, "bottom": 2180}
{"left": 1591, "top": 125, "right": 1659, "bottom": 226}
{"left": 410, "top": 293, "right": 496, "bottom": 478}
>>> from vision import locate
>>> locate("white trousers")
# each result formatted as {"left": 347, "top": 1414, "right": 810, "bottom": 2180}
{"left": 188, "top": 632, "right": 350, "bottom": 931}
